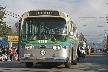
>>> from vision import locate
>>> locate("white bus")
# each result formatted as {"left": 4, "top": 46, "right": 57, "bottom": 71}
{"left": 18, "top": 9, "right": 79, "bottom": 68}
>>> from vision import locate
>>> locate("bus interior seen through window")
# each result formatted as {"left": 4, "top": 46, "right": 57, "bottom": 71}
{"left": 21, "top": 18, "right": 67, "bottom": 41}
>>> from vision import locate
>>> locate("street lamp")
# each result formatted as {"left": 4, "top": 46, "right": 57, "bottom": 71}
{"left": 106, "top": 14, "right": 108, "bottom": 23}
{"left": 83, "top": 25, "right": 86, "bottom": 26}
{"left": 8, "top": 26, "right": 11, "bottom": 35}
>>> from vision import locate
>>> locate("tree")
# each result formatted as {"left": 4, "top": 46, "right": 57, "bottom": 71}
{"left": 0, "top": 5, "right": 11, "bottom": 36}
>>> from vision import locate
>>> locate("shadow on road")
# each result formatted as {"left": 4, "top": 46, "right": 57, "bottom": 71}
{"left": 0, "top": 61, "right": 64, "bottom": 69}
{"left": 69, "top": 51, "right": 108, "bottom": 72}
{"left": 0, "top": 51, "right": 108, "bottom": 72}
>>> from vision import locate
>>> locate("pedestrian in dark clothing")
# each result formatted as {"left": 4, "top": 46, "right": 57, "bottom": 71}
{"left": 10, "top": 47, "right": 15, "bottom": 61}
{"left": 77, "top": 48, "right": 80, "bottom": 61}
{"left": 10, "top": 52, "right": 13, "bottom": 61}
{"left": 2, "top": 48, "right": 6, "bottom": 54}
{"left": 105, "top": 49, "right": 107, "bottom": 53}
{"left": 6, "top": 47, "right": 11, "bottom": 61}
{"left": 16, "top": 49, "right": 19, "bottom": 55}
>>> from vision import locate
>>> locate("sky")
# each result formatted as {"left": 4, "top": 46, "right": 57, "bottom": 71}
{"left": 0, "top": 0, "right": 108, "bottom": 43}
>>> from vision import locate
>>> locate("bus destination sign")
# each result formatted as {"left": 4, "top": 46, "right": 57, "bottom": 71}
{"left": 29, "top": 11, "right": 60, "bottom": 16}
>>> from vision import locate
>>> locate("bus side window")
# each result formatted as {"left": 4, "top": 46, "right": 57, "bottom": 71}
{"left": 69, "top": 21, "right": 73, "bottom": 36}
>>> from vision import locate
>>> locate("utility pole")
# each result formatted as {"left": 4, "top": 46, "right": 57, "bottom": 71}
{"left": 106, "top": 2, "right": 108, "bottom": 50}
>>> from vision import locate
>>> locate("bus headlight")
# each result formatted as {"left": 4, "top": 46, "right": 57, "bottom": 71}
{"left": 53, "top": 45, "right": 61, "bottom": 50}
{"left": 25, "top": 44, "right": 34, "bottom": 50}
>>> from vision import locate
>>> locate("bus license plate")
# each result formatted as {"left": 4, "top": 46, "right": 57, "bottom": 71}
{"left": 24, "top": 54, "right": 30, "bottom": 57}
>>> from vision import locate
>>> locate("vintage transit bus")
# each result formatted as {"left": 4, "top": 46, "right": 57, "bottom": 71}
{"left": 18, "top": 9, "right": 79, "bottom": 68}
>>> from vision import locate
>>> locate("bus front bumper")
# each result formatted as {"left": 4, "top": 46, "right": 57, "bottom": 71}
{"left": 19, "top": 57, "right": 68, "bottom": 63}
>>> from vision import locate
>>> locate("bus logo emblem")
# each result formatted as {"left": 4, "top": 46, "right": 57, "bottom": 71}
{"left": 40, "top": 50, "right": 46, "bottom": 55}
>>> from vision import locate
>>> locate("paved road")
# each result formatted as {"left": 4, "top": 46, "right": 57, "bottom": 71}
{"left": 0, "top": 51, "right": 108, "bottom": 72}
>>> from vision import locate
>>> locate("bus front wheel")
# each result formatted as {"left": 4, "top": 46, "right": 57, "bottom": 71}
{"left": 25, "top": 62, "right": 33, "bottom": 68}
{"left": 64, "top": 57, "right": 72, "bottom": 68}
{"left": 72, "top": 58, "right": 77, "bottom": 65}
{"left": 64, "top": 61, "right": 71, "bottom": 68}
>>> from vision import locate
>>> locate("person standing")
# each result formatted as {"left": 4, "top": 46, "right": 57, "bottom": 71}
{"left": 104, "top": 48, "right": 107, "bottom": 53}
{"left": 10, "top": 47, "right": 15, "bottom": 61}
{"left": 6, "top": 47, "right": 11, "bottom": 61}
{"left": 0, "top": 48, "right": 2, "bottom": 55}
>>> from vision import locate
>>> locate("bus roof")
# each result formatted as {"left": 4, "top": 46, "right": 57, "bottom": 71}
{"left": 20, "top": 9, "right": 70, "bottom": 20}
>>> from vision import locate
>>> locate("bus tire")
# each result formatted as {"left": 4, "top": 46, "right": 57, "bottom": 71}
{"left": 64, "top": 62, "right": 71, "bottom": 68}
{"left": 64, "top": 57, "right": 71, "bottom": 68}
{"left": 25, "top": 62, "right": 33, "bottom": 68}
{"left": 72, "top": 58, "right": 77, "bottom": 65}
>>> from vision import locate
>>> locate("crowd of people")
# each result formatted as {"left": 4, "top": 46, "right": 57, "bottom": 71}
{"left": 0, "top": 46, "right": 18, "bottom": 61}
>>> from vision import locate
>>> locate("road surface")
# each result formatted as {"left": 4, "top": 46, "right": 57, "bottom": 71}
{"left": 0, "top": 51, "right": 108, "bottom": 72}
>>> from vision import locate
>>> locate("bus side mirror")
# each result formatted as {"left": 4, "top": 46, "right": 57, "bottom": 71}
{"left": 69, "top": 32, "right": 74, "bottom": 36}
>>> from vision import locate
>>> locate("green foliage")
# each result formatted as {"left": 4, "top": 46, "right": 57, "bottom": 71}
{"left": 0, "top": 5, "right": 11, "bottom": 36}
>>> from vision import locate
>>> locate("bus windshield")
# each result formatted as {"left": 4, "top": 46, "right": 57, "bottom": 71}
{"left": 21, "top": 18, "right": 67, "bottom": 41}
